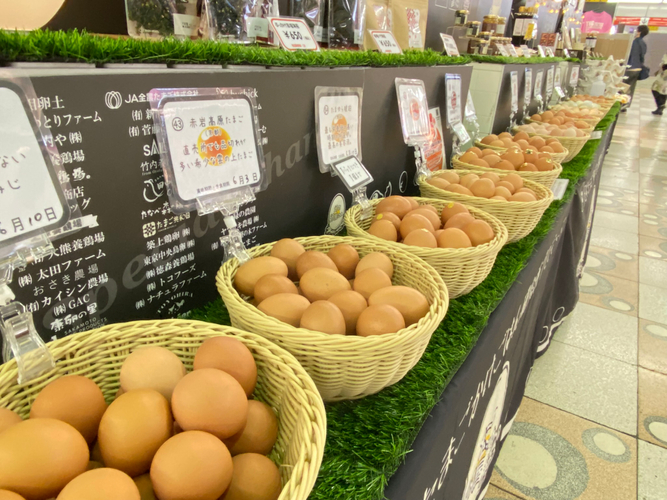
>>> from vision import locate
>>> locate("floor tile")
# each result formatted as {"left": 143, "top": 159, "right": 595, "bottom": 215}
{"left": 599, "top": 170, "right": 639, "bottom": 190}
{"left": 525, "top": 341, "right": 637, "bottom": 434}
{"left": 491, "top": 398, "right": 637, "bottom": 500}
{"left": 639, "top": 257, "right": 667, "bottom": 289}
{"left": 639, "top": 284, "right": 667, "bottom": 325}
{"left": 595, "top": 195, "right": 639, "bottom": 216}
{"left": 597, "top": 186, "right": 639, "bottom": 204}
{"left": 579, "top": 271, "right": 638, "bottom": 316}
{"left": 640, "top": 235, "right": 667, "bottom": 260}
{"left": 638, "top": 440, "right": 667, "bottom": 500}
{"left": 639, "top": 158, "right": 667, "bottom": 176}
{"left": 638, "top": 368, "right": 667, "bottom": 449}
{"left": 585, "top": 245, "right": 638, "bottom": 282}
{"left": 483, "top": 485, "right": 522, "bottom": 500}
{"left": 592, "top": 211, "right": 638, "bottom": 233}
{"left": 553, "top": 302, "right": 637, "bottom": 364}
{"left": 638, "top": 319, "right": 667, "bottom": 376}
{"left": 638, "top": 205, "right": 667, "bottom": 240}
{"left": 590, "top": 225, "right": 639, "bottom": 254}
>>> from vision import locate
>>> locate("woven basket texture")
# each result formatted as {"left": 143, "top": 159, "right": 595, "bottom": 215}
{"left": 451, "top": 154, "right": 562, "bottom": 188}
{"left": 474, "top": 140, "right": 569, "bottom": 164}
{"left": 513, "top": 127, "right": 590, "bottom": 162}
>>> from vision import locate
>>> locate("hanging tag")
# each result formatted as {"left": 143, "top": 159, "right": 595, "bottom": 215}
{"left": 369, "top": 30, "right": 402, "bottom": 54}
{"left": 314, "top": 87, "right": 363, "bottom": 174}
{"left": 545, "top": 66, "right": 555, "bottom": 103}
{"left": 569, "top": 66, "right": 580, "bottom": 89}
{"left": 440, "top": 34, "right": 460, "bottom": 56}
{"left": 497, "top": 45, "right": 510, "bottom": 57}
{"left": 331, "top": 156, "right": 373, "bottom": 219}
{"left": 506, "top": 44, "right": 518, "bottom": 57}
{"left": 524, "top": 67, "right": 533, "bottom": 115}
{"left": 537, "top": 45, "right": 546, "bottom": 57}
{"left": 422, "top": 108, "right": 447, "bottom": 172}
{"left": 452, "top": 122, "right": 471, "bottom": 145}
{"left": 510, "top": 71, "right": 519, "bottom": 115}
{"left": 268, "top": 17, "right": 319, "bottom": 51}
{"left": 554, "top": 69, "right": 566, "bottom": 99}
{"left": 463, "top": 91, "right": 480, "bottom": 142}
{"left": 395, "top": 78, "right": 431, "bottom": 146}
{"left": 534, "top": 69, "right": 544, "bottom": 112}
{"left": 445, "top": 74, "right": 470, "bottom": 152}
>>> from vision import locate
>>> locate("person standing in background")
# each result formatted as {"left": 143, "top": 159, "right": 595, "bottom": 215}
{"left": 652, "top": 55, "right": 667, "bottom": 116}
{"left": 624, "top": 26, "right": 650, "bottom": 110}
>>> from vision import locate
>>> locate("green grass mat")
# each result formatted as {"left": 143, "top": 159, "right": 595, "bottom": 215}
{"left": 190, "top": 102, "right": 619, "bottom": 499}
{"left": 0, "top": 30, "right": 572, "bottom": 68}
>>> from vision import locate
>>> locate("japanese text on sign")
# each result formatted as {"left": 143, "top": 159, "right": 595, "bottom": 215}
{"left": 396, "top": 80, "right": 430, "bottom": 145}
{"left": 440, "top": 34, "right": 460, "bottom": 56}
{"left": 534, "top": 70, "right": 544, "bottom": 99}
{"left": 331, "top": 156, "right": 372, "bottom": 190}
{"left": 546, "top": 66, "right": 554, "bottom": 97}
{"left": 524, "top": 68, "right": 533, "bottom": 108}
{"left": 510, "top": 71, "right": 519, "bottom": 114}
{"left": 269, "top": 18, "right": 319, "bottom": 51}
{"left": 317, "top": 94, "right": 361, "bottom": 166}
{"left": 445, "top": 75, "right": 463, "bottom": 127}
{"left": 369, "top": 31, "right": 402, "bottom": 54}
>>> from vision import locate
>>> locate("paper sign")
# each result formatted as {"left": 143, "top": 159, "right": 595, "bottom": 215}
{"left": 330, "top": 156, "right": 372, "bottom": 190}
{"left": 316, "top": 92, "right": 361, "bottom": 168}
{"left": 520, "top": 44, "right": 530, "bottom": 57}
{"left": 546, "top": 66, "right": 555, "bottom": 98}
{"left": 423, "top": 108, "right": 446, "bottom": 171}
{"left": 440, "top": 34, "right": 460, "bottom": 56}
{"left": 546, "top": 47, "right": 555, "bottom": 57}
{"left": 537, "top": 45, "right": 546, "bottom": 57}
{"left": 506, "top": 44, "right": 518, "bottom": 57}
{"left": 563, "top": 48, "right": 570, "bottom": 57}
{"left": 591, "top": 130, "right": 602, "bottom": 139}
{"left": 465, "top": 90, "right": 476, "bottom": 119}
{"left": 173, "top": 14, "right": 201, "bottom": 37}
{"left": 497, "top": 44, "right": 510, "bottom": 57}
{"left": 524, "top": 67, "right": 533, "bottom": 108}
{"left": 246, "top": 18, "right": 270, "bottom": 40}
{"left": 369, "top": 30, "right": 402, "bottom": 54}
{"left": 452, "top": 122, "right": 471, "bottom": 145}
{"left": 0, "top": 85, "right": 68, "bottom": 245}
{"left": 445, "top": 74, "right": 463, "bottom": 128}
{"left": 534, "top": 70, "right": 544, "bottom": 99}
{"left": 569, "top": 66, "right": 580, "bottom": 87}
{"left": 161, "top": 96, "right": 262, "bottom": 202}
{"left": 269, "top": 18, "right": 319, "bottom": 51}
{"left": 510, "top": 71, "right": 519, "bottom": 114}
{"left": 551, "top": 178, "right": 569, "bottom": 200}
{"left": 395, "top": 79, "right": 430, "bottom": 145}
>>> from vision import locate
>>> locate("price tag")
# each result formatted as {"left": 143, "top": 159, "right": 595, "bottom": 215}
{"left": 510, "top": 71, "right": 519, "bottom": 114}
{"left": 395, "top": 78, "right": 430, "bottom": 145}
{"left": 0, "top": 84, "right": 68, "bottom": 246}
{"left": 369, "top": 30, "right": 402, "bottom": 54}
{"left": 520, "top": 44, "right": 530, "bottom": 57}
{"left": 551, "top": 178, "right": 569, "bottom": 200}
{"left": 440, "top": 34, "right": 460, "bottom": 56}
{"left": 445, "top": 74, "right": 463, "bottom": 128}
{"left": 315, "top": 87, "right": 362, "bottom": 174}
{"left": 452, "top": 122, "right": 471, "bottom": 145}
{"left": 464, "top": 90, "right": 476, "bottom": 119}
{"left": 506, "top": 44, "right": 518, "bottom": 57}
{"left": 534, "top": 70, "right": 544, "bottom": 100}
{"left": 569, "top": 66, "right": 580, "bottom": 87}
{"left": 563, "top": 48, "right": 570, "bottom": 57}
{"left": 330, "top": 156, "right": 372, "bottom": 191}
{"left": 524, "top": 67, "right": 533, "bottom": 108}
{"left": 546, "top": 47, "right": 555, "bottom": 57}
{"left": 269, "top": 18, "right": 319, "bottom": 51}
{"left": 537, "top": 45, "right": 546, "bottom": 57}
{"left": 546, "top": 66, "right": 555, "bottom": 99}
{"left": 497, "top": 44, "right": 510, "bottom": 57}
{"left": 591, "top": 130, "right": 602, "bottom": 139}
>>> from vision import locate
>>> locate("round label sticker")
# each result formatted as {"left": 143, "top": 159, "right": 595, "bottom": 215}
{"left": 325, "top": 193, "right": 346, "bottom": 234}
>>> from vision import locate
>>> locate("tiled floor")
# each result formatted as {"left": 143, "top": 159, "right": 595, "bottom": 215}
{"left": 485, "top": 82, "right": 667, "bottom": 499}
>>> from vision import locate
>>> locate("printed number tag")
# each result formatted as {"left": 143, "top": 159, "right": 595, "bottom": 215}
{"left": 269, "top": 18, "right": 319, "bottom": 51}
{"left": 331, "top": 156, "right": 372, "bottom": 190}
{"left": 369, "top": 30, "right": 402, "bottom": 54}
{"left": 440, "top": 34, "right": 460, "bottom": 56}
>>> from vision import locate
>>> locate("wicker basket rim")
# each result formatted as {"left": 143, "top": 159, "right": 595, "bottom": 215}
{"left": 452, "top": 153, "right": 564, "bottom": 171}
{"left": 512, "top": 126, "right": 592, "bottom": 141}
{"left": 473, "top": 140, "right": 570, "bottom": 157}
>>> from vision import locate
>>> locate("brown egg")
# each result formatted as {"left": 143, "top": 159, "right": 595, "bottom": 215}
{"left": 539, "top": 145, "right": 554, "bottom": 153}
{"left": 510, "top": 192, "right": 537, "bottom": 202}
{"left": 0, "top": 491, "right": 25, "bottom": 500}
{"left": 353, "top": 268, "right": 392, "bottom": 300}
{"left": 480, "top": 172, "right": 501, "bottom": 184}
{"left": 542, "top": 111, "right": 554, "bottom": 120}
{"left": 235, "top": 257, "right": 289, "bottom": 297}
{"left": 439, "top": 170, "right": 461, "bottom": 184}
{"left": 490, "top": 196, "right": 508, "bottom": 201}
{"left": 257, "top": 294, "right": 310, "bottom": 327}
{"left": 223, "top": 400, "right": 278, "bottom": 457}
{"left": 295, "top": 251, "right": 338, "bottom": 279}
{"left": 57, "top": 468, "right": 140, "bottom": 500}
{"left": 368, "top": 220, "right": 398, "bottom": 242}
{"left": 356, "top": 305, "right": 406, "bottom": 336}
{"left": 445, "top": 184, "right": 474, "bottom": 196}
{"left": 549, "top": 141, "right": 564, "bottom": 153}
{"left": 519, "top": 162, "right": 538, "bottom": 172}
{"left": 223, "top": 454, "right": 282, "bottom": 500}
{"left": 328, "top": 290, "right": 368, "bottom": 335}
{"left": 494, "top": 186, "right": 512, "bottom": 200}
{"left": 531, "top": 137, "right": 547, "bottom": 152}
{"left": 460, "top": 174, "right": 480, "bottom": 189}
{"left": 495, "top": 160, "right": 516, "bottom": 171}
{"left": 459, "top": 151, "right": 479, "bottom": 164}
{"left": 480, "top": 134, "right": 498, "bottom": 145}
{"left": 151, "top": 431, "right": 232, "bottom": 500}
{"left": 0, "top": 408, "right": 21, "bottom": 435}
{"left": 535, "top": 157, "right": 554, "bottom": 171}
{"left": 481, "top": 149, "right": 500, "bottom": 158}
{"left": 355, "top": 252, "right": 394, "bottom": 279}
{"left": 514, "top": 131, "right": 530, "bottom": 142}
{"left": 193, "top": 337, "right": 257, "bottom": 397}
{"left": 375, "top": 196, "right": 412, "bottom": 219}
{"left": 500, "top": 138, "right": 514, "bottom": 148}
{"left": 538, "top": 152, "right": 551, "bottom": 159}
{"left": 368, "top": 286, "right": 429, "bottom": 326}
{"left": 440, "top": 201, "right": 470, "bottom": 224}
{"left": 498, "top": 132, "right": 512, "bottom": 140}
{"left": 545, "top": 137, "right": 559, "bottom": 145}
{"left": 427, "top": 177, "right": 451, "bottom": 190}
{"left": 530, "top": 114, "right": 542, "bottom": 121}
{"left": 133, "top": 474, "right": 156, "bottom": 500}
{"left": 269, "top": 239, "right": 305, "bottom": 281}
{"left": 468, "top": 157, "right": 490, "bottom": 168}
{"left": 484, "top": 155, "right": 502, "bottom": 166}
{"left": 467, "top": 147, "right": 483, "bottom": 157}
{"left": 523, "top": 149, "right": 539, "bottom": 165}
{"left": 299, "top": 267, "right": 351, "bottom": 302}
{"left": 501, "top": 150, "right": 524, "bottom": 168}
{"left": 0, "top": 419, "right": 88, "bottom": 500}
{"left": 373, "top": 211, "right": 401, "bottom": 231}
{"left": 463, "top": 220, "right": 495, "bottom": 246}
{"left": 327, "top": 244, "right": 359, "bottom": 279}
{"left": 437, "top": 228, "right": 472, "bottom": 248}
{"left": 98, "top": 390, "right": 172, "bottom": 477}
{"left": 300, "top": 300, "right": 346, "bottom": 335}
{"left": 514, "top": 139, "right": 530, "bottom": 150}
{"left": 516, "top": 187, "right": 537, "bottom": 196}
{"left": 434, "top": 229, "right": 445, "bottom": 239}
{"left": 470, "top": 179, "right": 496, "bottom": 198}
{"left": 406, "top": 209, "right": 440, "bottom": 230}
{"left": 503, "top": 173, "right": 524, "bottom": 191}
{"left": 172, "top": 370, "right": 247, "bottom": 440}
{"left": 445, "top": 213, "right": 475, "bottom": 230}
{"left": 403, "top": 229, "right": 438, "bottom": 248}
{"left": 254, "top": 274, "right": 299, "bottom": 304}
{"left": 496, "top": 180, "right": 516, "bottom": 194}
{"left": 120, "top": 348, "right": 186, "bottom": 403}
{"left": 405, "top": 197, "right": 419, "bottom": 211}
{"left": 419, "top": 204, "right": 439, "bottom": 215}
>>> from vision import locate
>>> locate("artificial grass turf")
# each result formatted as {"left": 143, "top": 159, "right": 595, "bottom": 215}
{"left": 0, "top": 29, "right": 569, "bottom": 68}
{"left": 189, "top": 101, "right": 620, "bottom": 499}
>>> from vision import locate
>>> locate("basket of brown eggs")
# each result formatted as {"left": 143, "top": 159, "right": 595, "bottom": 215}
{"left": 216, "top": 236, "right": 448, "bottom": 402}
{"left": 419, "top": 169, "right": 554, "bottom": 243}
{"left": 474, "top": 130, "right": 569, "bottom": 165}
{"left": 345, "top": 196, "right": 508, "bottom": 298}
{"left": 455, "top": 137, "right": 563, "bottom": 189}
{"left": 513, "top": 114, "right": 591, "bottom": 162}
{"left": 0, "top": 319, "right": 326, "bottom": 500}
{"left": 525, "top": 109, "right": 595, "bottom": 133}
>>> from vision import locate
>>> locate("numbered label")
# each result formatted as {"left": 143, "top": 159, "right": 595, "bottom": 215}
{"left": 440, "top": 34, "right": 460, "bottom": 56}
{"left": 369, "top": 30, "right": 402, "bottom": 54}
{"left": 269, "top": 18, "right": 319, "bottom": 51}
{"left": 445, "top": 74, "right": 463, "bottom": 128}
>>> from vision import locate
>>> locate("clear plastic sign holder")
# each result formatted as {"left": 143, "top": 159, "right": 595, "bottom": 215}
{"left": 149, "top": 87, "right": 268, "bottom": 265}
{"left": 534, "top": 70, "right": 545, "bottom": 113}
{"left": 523, "top": 67, "right": 533, "bottom": 124}
{"left": 509, "top": 71, "right": 519, "bottom": 131}
{"left": 330, "top": 156, "right": 373, "bottom": 218}
{"left": 395, "top": 78, "right": 431, "bottom": 183}
{"left": 444, "top": 74, "right": 470, "bottom": 157}
{"left": 0, "top": 74, "right": 97, "bottom": 384}
{"left": 545, "top": 66, "right": 555, "bottom": 106}
{"left": 463, "top": 90, "right": 480, "bottom": 143}
{"left": 554, "top": 67, "right": 566, "bottom": 101}
{"left": 569, "top": 65, "right": 580, "bottom": 97}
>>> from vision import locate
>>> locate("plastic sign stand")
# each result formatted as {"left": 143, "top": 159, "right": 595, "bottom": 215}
{"left": 440, "top": 34, "right": 460, "bottom": 56}
{"left": 369, "top": 30, "right": 402, "bottom": 54}
{"left": 464, "top": 91, "right": 480, "bottom": 142}
{"left": 569, "top": 66, "right": 580, "bottom": 96}
{"left": 445, "top": 74, "right": 470, "bottom": 156}
{"left": 524, "top": 67, "right": 533, "bottom": 123}
{"left": 506, "top": 44, "right": 518, "bottom": 57}
{"left": 537, "top": 45, "right": 546, "bottom": 57}
{"left": 395, "top": 78, "right": 431, "bottom": 180}
{"left": 509, "top": 71, "right": 519, "bottom": 130}
{"left": 268, "top": 18, "right": 319, "bottom": 51}
{"left": 331, "top": 156, "right": 374, "bottom": 219}
{"left": 545, "top": 66, "right": 555, "bottom": 105}
{"left": 534, "top": 70, "right": 545, "bottom": 113}
{"left": 497, "top": 44, "right": 510, "bottom": 57}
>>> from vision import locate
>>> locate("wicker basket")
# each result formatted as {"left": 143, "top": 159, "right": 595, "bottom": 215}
{"left": 474, "top": 140, "right": 570, "bottom": 165}
{"left": 513, "top": 127, "right": 590, "bottom": 162}
{"left": 0, "top": 319, "right": 326, "bottom": 500}
{"left": 217, "top": 236, "right": 448, "bottom": 402}
{"left": 419, "top": 170, "right": 554, "bottom": 243}
{"left": 345, "top": 197, "right": 507, "bottom": 298}
{"left": 451, "top": 154, "right": 563, "bottom": 188}
{"left": 524, "top": 118, "right": 594, "bottom": 134}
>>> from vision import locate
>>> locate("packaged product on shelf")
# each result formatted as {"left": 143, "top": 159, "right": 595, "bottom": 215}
{"left": 290, "top": 0, "right": 325, "bottom": 42}
{"left": 328, "top": 0, "right": 365, "bottom": 49}
{"left": 389, "top": 0, "right": 428, "bottom": 51}
{"left": 362, "top": 0, "right": 391, "bottom": 50}
{"left": 202, "top": 0, "right": 247, "bottom": 41}
{"left": 244, "top": 0, "right": 280, "bottom": 42}
{"left": 124, "top": 0, "right": 200, "bottom": 39}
